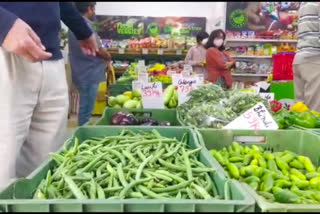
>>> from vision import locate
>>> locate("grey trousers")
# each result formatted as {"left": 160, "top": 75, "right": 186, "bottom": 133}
{"left": 293, "top": 63, "right": 320, "bottom": 112}
{"left": 0, "top": 48, "right": 69, "bottom": 189}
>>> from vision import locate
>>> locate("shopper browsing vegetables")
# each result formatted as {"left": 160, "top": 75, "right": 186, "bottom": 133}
{"left": 0, "top": 2, "right": 98, "bottom": 189}
{"left": 184, "top": 31, "right": 209, "bottom": 79}
{"left": 69, "top": 2, "right": 112, "bottom": 126}
{"left": 205, "top": 29, "right": 236, "bottom": 89}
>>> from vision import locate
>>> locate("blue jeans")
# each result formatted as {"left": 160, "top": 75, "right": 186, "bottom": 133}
{"left": 75, "top": 83, "right": 99, "bottom": 126}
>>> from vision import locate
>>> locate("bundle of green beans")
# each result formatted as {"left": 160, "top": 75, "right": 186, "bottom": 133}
{"left": 33, "top": 129, "right": 223, "bottom": 200}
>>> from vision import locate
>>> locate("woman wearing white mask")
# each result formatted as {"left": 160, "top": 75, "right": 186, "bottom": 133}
{"left": 205, "top": 29, "right": 235, "bottom": 89}
{"left": 184, "top": 31, "right": 209, "bottom": 78}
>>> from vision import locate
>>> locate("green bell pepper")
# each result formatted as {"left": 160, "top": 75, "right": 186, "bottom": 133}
{"left": 293, "top": 111, "right": 316, "bottom": 128}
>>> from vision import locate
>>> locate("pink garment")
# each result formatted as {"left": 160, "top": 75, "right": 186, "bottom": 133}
{"left": 184, "top": 45, "right": 208, "bottom": 78}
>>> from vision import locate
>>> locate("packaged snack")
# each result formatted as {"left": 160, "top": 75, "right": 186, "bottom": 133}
{"left": 247, "top": 46, "right": 255, "bottom": 55}
{"left": 226, "top": 31, "right": 234, "bottom": 39}
{"left": 271, "top": 46, "right": 278, "bottom": 55}
{"left": 247, "top": 31, "right": 255, "bottom": 39}
{"left": 241, "top": 31, "right": 248, "bottom": 39}
{"left": 234, "top": 31, "right": 241, "bottom": 39}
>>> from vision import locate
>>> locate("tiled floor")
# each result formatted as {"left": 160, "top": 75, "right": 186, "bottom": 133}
{"left": 65, "top": 114, "right": 101, "bottom": 140}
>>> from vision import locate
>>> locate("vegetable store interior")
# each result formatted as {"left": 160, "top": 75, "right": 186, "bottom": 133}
{"left": 3, "top": 1, "right": 320, "bottom": 212}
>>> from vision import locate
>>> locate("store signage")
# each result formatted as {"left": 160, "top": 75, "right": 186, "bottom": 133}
{"left": 142, "top": 48, "right": 148, "bottom": 55}
{"left": 260, "top": 93, "right": 275, "bottom": 102}
{"left": 118, "top": 48, "right": 125, "bottom": 54}
{"left": 132, "top": 80, "right": 142, "bottom": 92}
{"left": 157, "top": 48, "right": 164, "bottom": 55}
{"left": 177, "top": 76, "right": 201, "bottom": 105}
{"left": 140, "top": 82, "right": 164, "bottom": 109}
{"left": 223, "top": 102, "right": 278, "bottom": 130}
{"left": 138, "top": 72, "right": 149, "bottom": 83}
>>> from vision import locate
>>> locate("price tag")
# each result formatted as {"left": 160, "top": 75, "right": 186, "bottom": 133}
{"left": 167, "top": 70, "right": 176, "bottom": 77}
{"left": 183, "top": 64, "right": 193, "bottom": 73}
{"left": 223, "top": 102, "right": 278, "bottom": 130}
{"left": 157, "top": 48, "right": 164, "bottom": 55}
{"left": 177, "top": 76, "right": 200, "bottom": 105}
{"left": 197, "top": 74, "right": 205, "bottom": 84}
{"left": 138, "top": 72, "right": 149, "bottom": 83}
{"left": 141, "top": 82, "right": 164, "bottom": 109}
{"left": 118, "top": 48, "right": 125, "bottom": 54}
{"left": 142, "top": 49, "right": 148, "bottom": 55}
{"left": 259, "top": 93, "right": 274, "bottom": 102}
{"left": 176, "top": 49, "right": 182, "bottom": 55}
{"left": 132, "top": 80, "right": 142, "bottom": 91}
{"left": 138, "top": 60, "right": 145, "bottom": 67}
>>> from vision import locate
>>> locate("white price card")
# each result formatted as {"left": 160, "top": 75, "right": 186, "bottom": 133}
{"left": 142, "top": 49, "right": 148, "bottom": 55}
{"left": 223, "top": 102, "right": 278, "bottom": 130}
{"left": 177, "top": 76, "right": 200, "bottom": 105}
{"left": 138, "top": 72, "right": 149, "bottom": 83}
{"left": 260, "top": 93, "right": 275, "bottom": 102}
{"left": 167, "top": 70, "right": 176, "bottom": 77}
{"left": 176, "top": 49, "right": 182, "bottom": 55}
{"left": 141, "top": 82, "right": 164, "bottom": 109}
{"left": 138, "top": 60, "right": 145, "bottom": 67}
{"left": 118, "top": 48, "right": 125, "bottom": 54}
{"left": 157, "top": 48, "right": 164, "bottom": 55}
{"left": 132, "top": 80, "right": 142, "bottom": 91}
{"left": 197, "top": 74, "right": 205, "bottom": 84}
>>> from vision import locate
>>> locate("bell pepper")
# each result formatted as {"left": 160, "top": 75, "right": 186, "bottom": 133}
{"left": 293, "top": 111, "right": 316, "bottom": 128}
{"left": 270, "top": 100, "right": 282, "bottom": 113}
{"left": 291, "top": 102, "right": 309, "bottom": 113}
{"left": 273, "top": 109, "right": 293, "bottom": 129}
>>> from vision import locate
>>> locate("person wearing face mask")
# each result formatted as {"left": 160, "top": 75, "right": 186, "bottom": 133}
{"left": 184, "top": 31, "right": 209, "bottom": 78}
{"left": 68, "top": 2, "right": 112, "bottom": 126}
{"left": 205, "top": 29, "right": 235, "bottom": 89}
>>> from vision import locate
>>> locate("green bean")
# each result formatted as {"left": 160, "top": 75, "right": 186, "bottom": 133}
{"left": 107, "top": 163, "right": 116, "bottom": 176}
{"left": 188, "top": 148, "right": 202, "bottom": 156}
{"left": 96, "top": 183, "right": 105, "bottom": 199}
{"left": 136, "top": 148, "right": 146, "bottom": 162}
{"left": 117, "top": 163, "right": 128, "bottom": 186}
{"left": 136, "top": 155, "right": 154, "bottom": 180}
{"left": 63, "top": 174, "right": 86, "bottom": 199}
{"left": 186, "top": 187, "right": 196, "bottom": 199}
{"left": 128, "top": 192, "right": 144, "bottom": 199}
{"left": 191, "top": 183, "right": 212, "bottom": 200}
{"left": 155, "top": 170, "right": 186, "bottom": 183}
{"left": 113, "top": 177, "right": 120, "bottom": 187}
{"left": 149, "top": 148, "right": 166, "bottom": 165}
{"left": 137, "top": 185, "right": 166, "bottom": 199}
{"left": 162, "top": 142, "right": 182, "bottom": 158}
{"left": 182, "top": 147, "right": 193, "bottom": 181}
{"left": 119, "top": 178, "right": 151, "bottom": 198}
{"left": 127, "top": 139, "right": 176, "bottom": 153}
{"left": 103, "top": 186, "right": 123, "bottom": 192}
{"left": 145, "top": 171, "right": 173, "bottom": 182}
{"left": 89, "top": 179, "right": 97, "bottom": 199}
{"left": 122, "top": 150, "right": 139, "bottom": 166}
{"left": 152, "top": 180, "right": 193, "bottom": 193}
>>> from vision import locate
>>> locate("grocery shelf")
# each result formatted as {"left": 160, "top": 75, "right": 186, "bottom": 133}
{"left": 231, "top": 55, "right": 272, "bottom": 59}
{"left": 108, "top": 48, "right": 188, "bottom": 56}
{"left": 226, "top": 38, "right": 298, "bottom": 43}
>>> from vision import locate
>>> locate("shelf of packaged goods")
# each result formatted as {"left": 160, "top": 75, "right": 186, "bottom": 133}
{"left": 107, "top": 48, "right": 188, "bottom": 56}
{"left": 232, "top": 73, "right": 270, "bottom": 77}
{"left": 231, "top": 55, "right": 273, "bottom": 59}
{"left": 226, "top": 38, "right": 298, "bottom": 43}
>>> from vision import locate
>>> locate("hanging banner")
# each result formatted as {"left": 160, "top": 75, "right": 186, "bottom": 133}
{"left": 225, "top": 2, "right": 300, "bottom": 38}
{"left": 96, "top": 15, "right": 206, "bottom": 40}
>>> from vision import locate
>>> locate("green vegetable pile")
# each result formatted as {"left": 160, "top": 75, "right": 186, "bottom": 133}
{"left": 210, "top": 142, "right": 320, "bottom": 204}
{"left": 177, "top": 84, "right": 270, "bottom": 128}
{"left": 34, "top": 129, "right": 222, "bottom": 200}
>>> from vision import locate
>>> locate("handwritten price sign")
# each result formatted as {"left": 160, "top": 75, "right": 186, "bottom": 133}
{"left": 141, "top": 82, "right": 164, "bottom": 109}
{"left": 223, "top": 102, "right": 278, "bottom": 130}
{"left": 177, "top": 76, "right": 200, "bottom": 105}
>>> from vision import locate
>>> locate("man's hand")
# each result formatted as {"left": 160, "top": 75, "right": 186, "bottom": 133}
{"left": 97, "top": 48, "right": 111, "bottom": 62}
{"left": 80, "top": 34, "right": 98, "bottom": 56}
{"left": 2, "top": 19, "right": 52, "bottom": 62}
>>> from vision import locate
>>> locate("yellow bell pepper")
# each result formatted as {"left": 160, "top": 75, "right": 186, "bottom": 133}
{"left": 291, "top": 102, "right": 309, "bottom": 113}
{"left": 123, "top": 91, "right": 133, "bottom": 99}
{"left": 311, "top": 110, "right": 320, "bottom": 116}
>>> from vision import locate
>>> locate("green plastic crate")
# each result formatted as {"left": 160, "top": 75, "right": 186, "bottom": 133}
{"left": 196, "top": 128, "right": 320, "bottom": 212}
{"left": 0, "top": 127, "right": 254, "bottom": 212}
{"left": 290, "top": 125, "right": 320, "bottom": 136}
{"left": 95, "top": 108, "right": 182, "bottom": 126}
